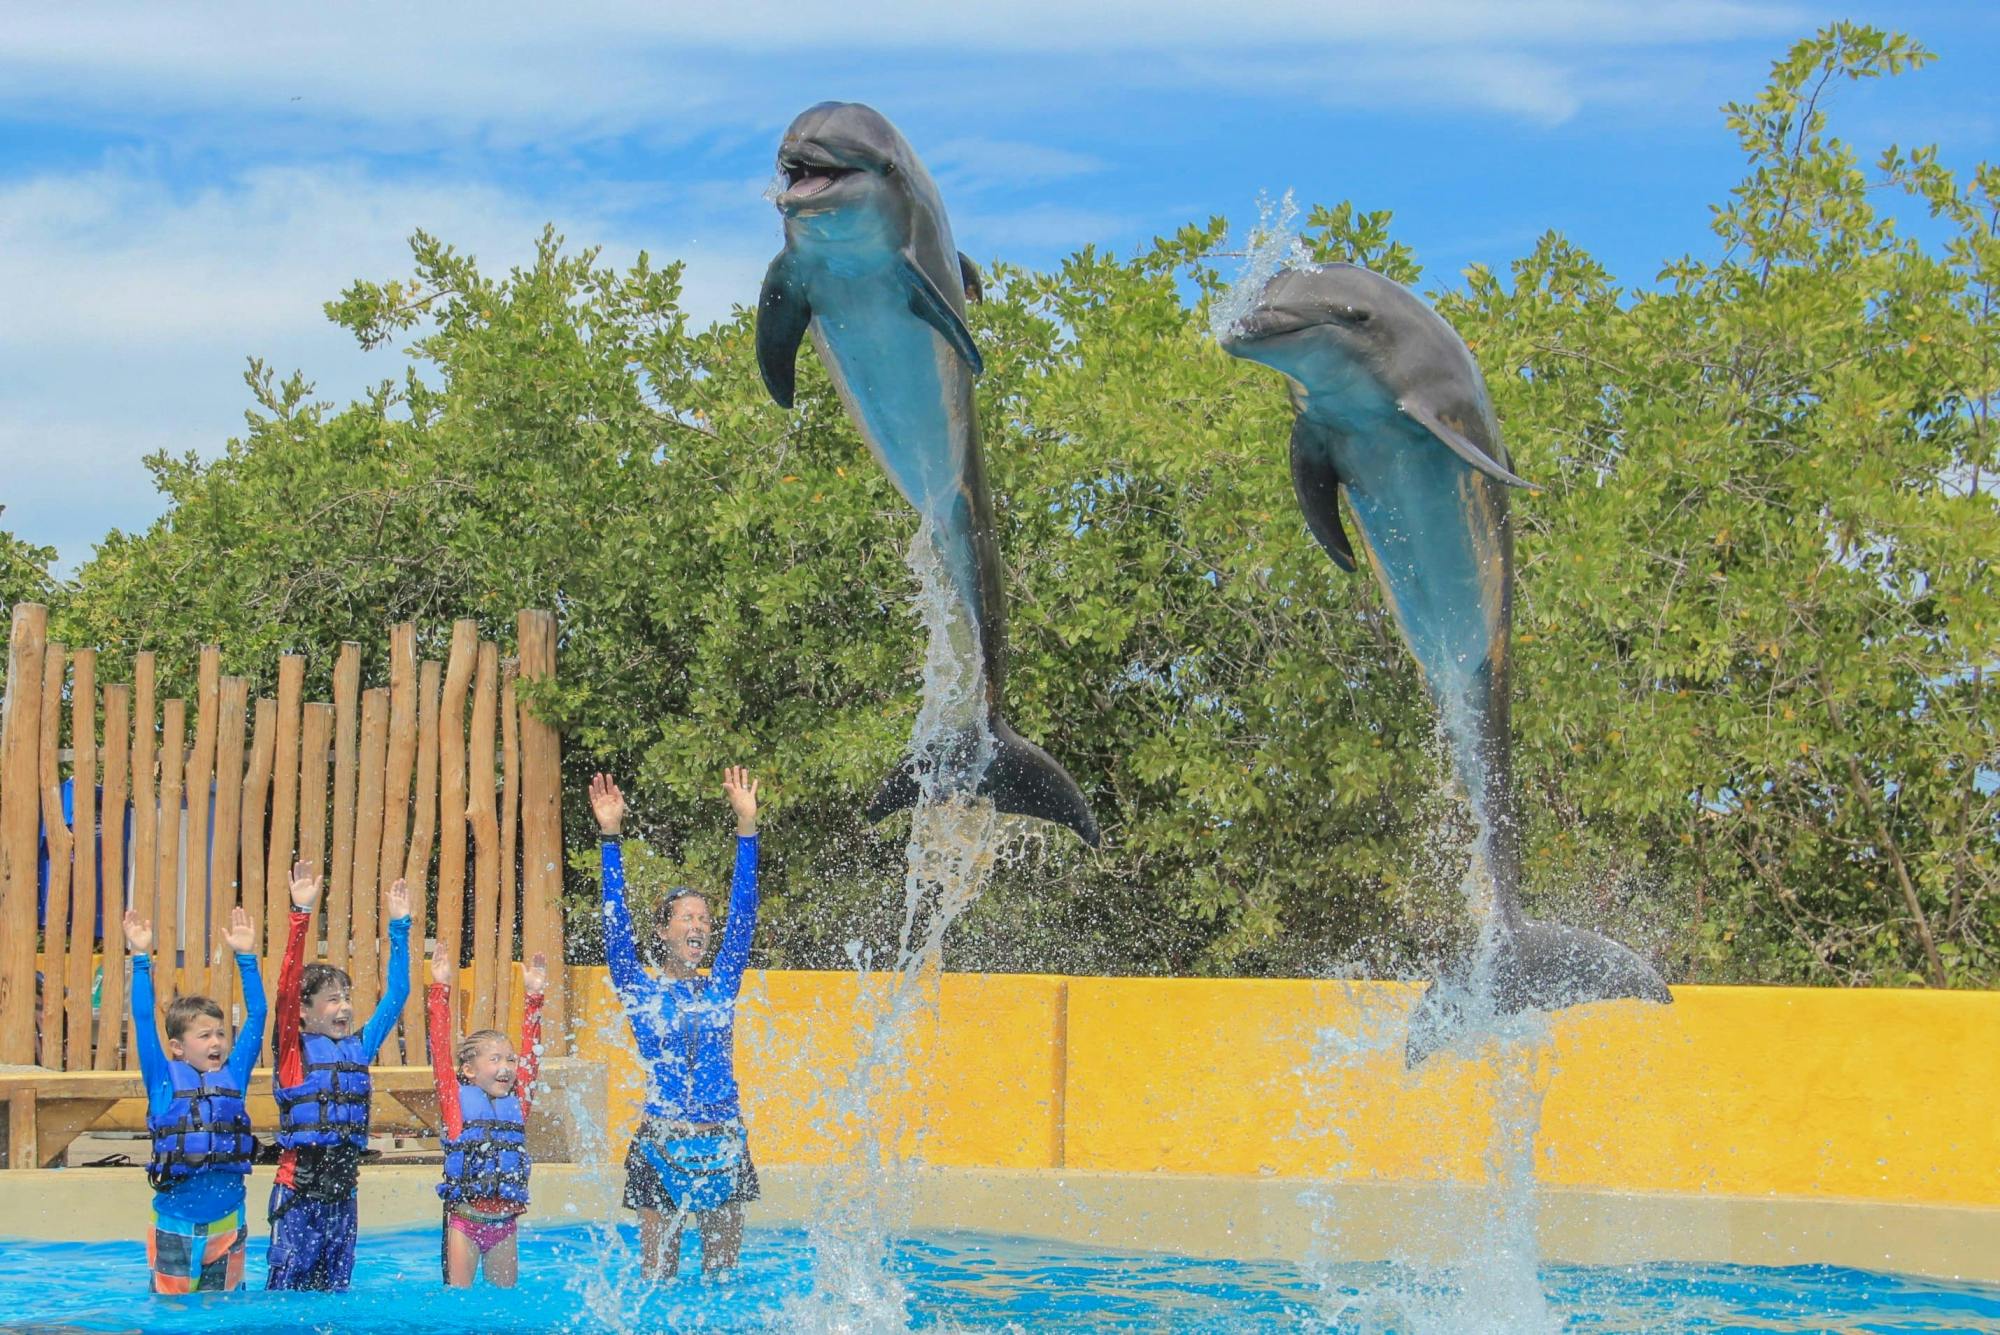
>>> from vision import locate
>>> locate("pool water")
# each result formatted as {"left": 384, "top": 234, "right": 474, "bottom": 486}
{"left": 2, "top": 1223, "right": 1997, "bottom": 1333}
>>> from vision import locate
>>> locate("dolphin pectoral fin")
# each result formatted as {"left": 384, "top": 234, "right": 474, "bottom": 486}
{"left": 899, "top": 255, "right": 985, "bottom": 377}
{"left": 863, "top": 760, "right": 922, "bottom": 827}
{"left": 1399, "top": 398, "right": 1535, "bottom": 489}
{"left": 1289, "top": 418, "right": 1358, "bottom": 572}
{"left": 757, "top": 252, "right": 812, "bottom": 409}
{"left": 980, "top": 720, "right": 1100, "bottom": 848}
{"left": 958, "top": 252, "right": 984, "bottom": 303}
{"left": 1403, "top": 922, "right": 1671, "bottom": 1067}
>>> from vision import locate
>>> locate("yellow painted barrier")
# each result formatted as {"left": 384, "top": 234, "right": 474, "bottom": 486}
{"left": 571, "top": 969, "right": 2000, "bottom": 1207}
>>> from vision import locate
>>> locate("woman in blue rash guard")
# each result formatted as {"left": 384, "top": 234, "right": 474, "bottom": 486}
{"left": 590, "top": 765, "right": 761, "bottom": 1279}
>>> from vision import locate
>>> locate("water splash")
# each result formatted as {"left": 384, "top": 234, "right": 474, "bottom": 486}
{"left": 786, "top": 521, "right": 1017, "bottom": 1332}
{"left": 1208, "top": 189, "right": 1310, "bottom": 343}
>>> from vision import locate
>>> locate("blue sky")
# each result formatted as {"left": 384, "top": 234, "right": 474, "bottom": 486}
{"left": 2, "top": 1, "right": 1996, "bottom": 572}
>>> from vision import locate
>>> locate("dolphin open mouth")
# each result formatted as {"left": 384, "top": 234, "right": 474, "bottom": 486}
{"left": 1225, "top": 307, "right": 1319, "bottom": 344}
{"left": 777, "top": 145, "right": 860, "bottom": 202}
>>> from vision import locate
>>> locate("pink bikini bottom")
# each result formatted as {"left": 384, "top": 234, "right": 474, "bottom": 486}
{"left": 446, "top": 1208, "right": 520, "bottom": 1254}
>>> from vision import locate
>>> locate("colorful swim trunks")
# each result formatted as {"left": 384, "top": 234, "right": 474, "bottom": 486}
{"left": 147, "top": 1207, "right": 247, "bottom": 1294}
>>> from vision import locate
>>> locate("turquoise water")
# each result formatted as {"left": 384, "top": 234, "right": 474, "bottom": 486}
{"left": 2, "top": 1224, "right": 1998, "bottom": 1332}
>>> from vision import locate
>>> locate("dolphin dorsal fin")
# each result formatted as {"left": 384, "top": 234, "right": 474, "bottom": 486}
{"left": 899, "top": 254, "right": 984, "bottom": 377}
{"left": 1399, "top": 398, "right": 1534, "bottom": 490}
{"left": 1289, "top": 418, "right": 1358, "bottom": 572}
{"left": 757, "top": 250, "right": 813, "bottom": 409}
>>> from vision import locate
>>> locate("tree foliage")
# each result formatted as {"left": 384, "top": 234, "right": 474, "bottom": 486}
{"left": 55, "top": 26, "right": 1999, "bottom": 984}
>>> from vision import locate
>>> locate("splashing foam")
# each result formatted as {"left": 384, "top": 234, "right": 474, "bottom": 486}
{"left": 786, "top": 521, "right": 1021, "bottom": 1332}
{"left": 1208, "top": 189, "right": 1311, "bottom": 344}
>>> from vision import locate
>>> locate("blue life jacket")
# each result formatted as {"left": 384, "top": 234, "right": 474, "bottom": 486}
{"left": 147, "top": 1062, "right": 255, "bottom": 1190}
{"left": 437, "top": 1085, "right": 531, "bottom": 1209}
{"left": 274, "top": 1031, "right": 373, "bottom": 1150}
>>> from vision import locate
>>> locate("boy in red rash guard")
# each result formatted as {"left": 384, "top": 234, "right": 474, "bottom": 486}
{"left": 428, "top": 949, "right": 548, "bottom": 1288}
{"left": 266, "top": 860, "right": 412, "bottom": 1291}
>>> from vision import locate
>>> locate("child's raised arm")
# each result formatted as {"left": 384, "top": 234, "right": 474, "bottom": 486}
{"left": 275, "top": 860, "right": 320, "bottom": 1089}
{"left": 124, "top": 910, "right": 170, "bottom": 1115}
{"left": 426, "top": 950, "right": 463, "bottom": 1141}
{"left": 222, "top": 906, "right": 267, "bottom": 1086}
{"left": 516, "top": 952, "right": 549, "bottom": 1118}
{"left": 359, "top": 879, "right": 413, "bottom": 1061}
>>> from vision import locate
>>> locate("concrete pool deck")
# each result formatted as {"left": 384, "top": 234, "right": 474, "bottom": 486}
{"left": 3, "top": 1165, "right": 1994, "bottom": 1284}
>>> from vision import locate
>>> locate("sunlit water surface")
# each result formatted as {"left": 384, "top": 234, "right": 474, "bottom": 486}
{"left": 3, "top": 1224, "right": 1997, "bottom": 1333}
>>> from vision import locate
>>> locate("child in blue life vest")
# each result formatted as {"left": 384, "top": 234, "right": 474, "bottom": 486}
{"left": 265, "top": 859, "right": 412, "bottom": 1291}
{"left": 123, "top": 904, "right": 266, "bottom": 1295}
{"left": 426, "top": 948, "right": 548, "bottom": 1287}
{"left": 590, "top": 765, "right": 762, "bottom": 1279}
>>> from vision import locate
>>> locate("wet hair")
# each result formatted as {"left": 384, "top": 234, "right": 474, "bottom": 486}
{"left": 652, "top": 886, "right": 709, "bottom": 934}
{"left": 455, "top": 1029, "right": 511, "bottom": 1074}
{"left": 301, "top": 963, "right": 352, "bottom": 1006}
{"left": 165, "top": 994, "right": 226, "bottom": 1042}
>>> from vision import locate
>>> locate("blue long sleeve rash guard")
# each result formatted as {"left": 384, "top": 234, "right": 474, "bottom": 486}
{"left": 132, "top": 950, "right": 267, "bottom": 1223}
{"left": 600, "top": 834, "right": 759, "bottom": 1123}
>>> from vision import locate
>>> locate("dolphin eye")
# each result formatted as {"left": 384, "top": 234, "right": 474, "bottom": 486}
{"left": 1341, "top": 306, "right": 1371, "bottom": 324}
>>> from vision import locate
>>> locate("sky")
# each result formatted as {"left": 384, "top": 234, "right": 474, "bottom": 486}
{"left": 2, "top": 2, "right": 1997, "bottom": 573}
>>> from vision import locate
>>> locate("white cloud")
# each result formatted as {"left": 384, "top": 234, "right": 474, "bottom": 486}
{"left": 0, "top": 162, "right": 771, "bottom": 571}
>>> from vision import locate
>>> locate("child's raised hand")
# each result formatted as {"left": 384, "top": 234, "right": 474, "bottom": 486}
{"left": 723, "top": 765, "right": 759, "bottom": 836}
{"left": 430, "top": 948, "right": 452, "bottom": 987}
{"left": 289, "top": 859, "right": 322, "bottom": 912}
{"left": 221, "top": 905, "right": 256, "bottom": 955}
{"left": 122, "top": 909, "right": 153, "bottom": 955}
{"left": 588, "top": 773, "right": 626, "bottom": 837}
{"left": 523, "top": 951, "right": 549, "bottom": 997}
{"left": 386, "top": 878, "right": 411, "bottom": 923}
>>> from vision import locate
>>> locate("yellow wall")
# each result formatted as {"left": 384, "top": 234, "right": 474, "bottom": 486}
{"left": 571, "top": 968, "right": 2000, "bottom": 1207}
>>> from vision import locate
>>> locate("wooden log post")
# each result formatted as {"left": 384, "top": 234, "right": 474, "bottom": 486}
{"left": 264, "top": 655, "right": 305, "bottom": 994}
{"left": 128, "top": 655, "right": 157, "bottom": 1058}
{"left": 154, "top": 700, "right": 185, "bottom": 1007}
{"left": 39, "top": 643, "right": 74, "bottom": 1067}
{"left": 239, "top": 697, "right": 276, "bottom": 1011}
{"left": 349, "top": 690, "right": 389, "bottom": 1015}
{"left": 183, "top": 649, "right": 220, "bottom": 1001}
{"left": 400, "top": 660, "right": 442, "bottom": 1045}
{"left": 378, "top": 626, "right": 417, "bottom": 1025}
{"left": 0, "top": 605, "right": 46, "bottom": 1066}
{"left": 210, "top": 678, "right": 248, "bottom": 1015}
{"left": 435, "top": 623, "right": 477, "bottom": 976}
{"left": 498, "top": 659, "right": 521, "bottom": 1035}
{"left": 327, "top": 645, "right": 361, "bottom": 973}
{"left": 517, "top": 610, "right": 567, "bottom": 1052}
{"left": 65, "top": 650, "right": 99, "bottom": 1070}
{"left": 96, "top": 683, "right": 131, "bottom": 1072}
{"left": 297, "top": 702, "right": 333, "bottom": 923}
{"left": 468, "top": 641, "right": 501, "bottom": 1033}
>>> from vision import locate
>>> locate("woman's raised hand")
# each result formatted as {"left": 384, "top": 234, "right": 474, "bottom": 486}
{"left": 588, "top": 773, "right": 626, "bottom": 837}
{"left": 723, "top": 765, "right": 759, "bottom": 837}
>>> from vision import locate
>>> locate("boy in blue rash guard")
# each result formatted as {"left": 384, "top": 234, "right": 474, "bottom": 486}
{"left": 590, "top": 765, "right": 761, "bottom": 1278}
{"left": 266, "top": 859, "right": 412, "bottom": 1292}
{"left": 124, "top": 904, "right": 266, "bottom": 1295}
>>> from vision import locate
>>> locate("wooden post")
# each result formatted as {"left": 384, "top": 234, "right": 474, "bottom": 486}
{"left": 183, "top": 648, "right": 220, "bottom": 1001}
{"left": 96, "top": 683, "right": 131, "bottom": 1071}
{"left": 468, "top": 642, "right": 501, "bottom": 1032}
{"left": 349, "top": 689, "right": 388, "bottom": 1014}
{"left": 436, "top": 622, "right": 477, "bottom": 973}
{"left": 65, "top": 650, "right": 99, "bottom": 1070}
{"left": 297, "top": 701, "right": 333, "bottom": 900}
{"left": 240, "top": 697, "right": 275, "bottom": 1007}
{"left": 38, "top": 644, "right": 74, "bottom": 1066}
{"left": 155, "top": 700, "right": 185, "bottom": 1006}
{"left": 128, "top": 655, "right": 157, "bottom": 1053}
{"left": 498, "top": 659, "right": 521, "bottom": 1031}
{"left": 210, "top": 678, "right": 248, "bottom": 1015}
{"left": 517, "top": 610, "right": 566, "bottom": 1052}
{"left": 327, "top": 645, "right": 361, "bottom": 972}
{"left": 378, "top": 626, "right": 418, "bottom": 1023}
{"left": 265, "top": 655, "right": 305, "bottom": 972}
{"left": 0, "top": 605, "right": 46, "bottom": 1065}
{"left": 400, "top": 660, "right": 442, "bottom": 1045}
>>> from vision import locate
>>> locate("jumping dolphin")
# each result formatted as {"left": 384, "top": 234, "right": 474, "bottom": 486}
{"left": 1220, "top": 263, "right": 1670, "bottom": 1063}
{"left": 756, "top": 101, "right": 1099, "bottom": 847}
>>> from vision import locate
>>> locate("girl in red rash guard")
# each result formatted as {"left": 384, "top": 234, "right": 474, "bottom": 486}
{"left": 427, "top": 950, "right": 549, "bottom": 1288}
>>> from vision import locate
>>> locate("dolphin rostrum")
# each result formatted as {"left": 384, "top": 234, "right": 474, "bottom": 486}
{"left": 1221, "top": 263, "right": 1670, "bottom": 1062}
{"left": 757, "top": 101, "right": 1099, "bottom": 847}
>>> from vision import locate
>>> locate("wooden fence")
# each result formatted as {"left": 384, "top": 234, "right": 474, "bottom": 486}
{"left": 0, "top": 608, "right": 568, "bottom": 1072}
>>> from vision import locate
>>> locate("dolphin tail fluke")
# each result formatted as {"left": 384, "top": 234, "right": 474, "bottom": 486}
{"left": 862, "top": 722, "right": 1101, "bottom": 848}
{"left": 1404, "top": 921, "right": 1672, "bottom": 1067}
